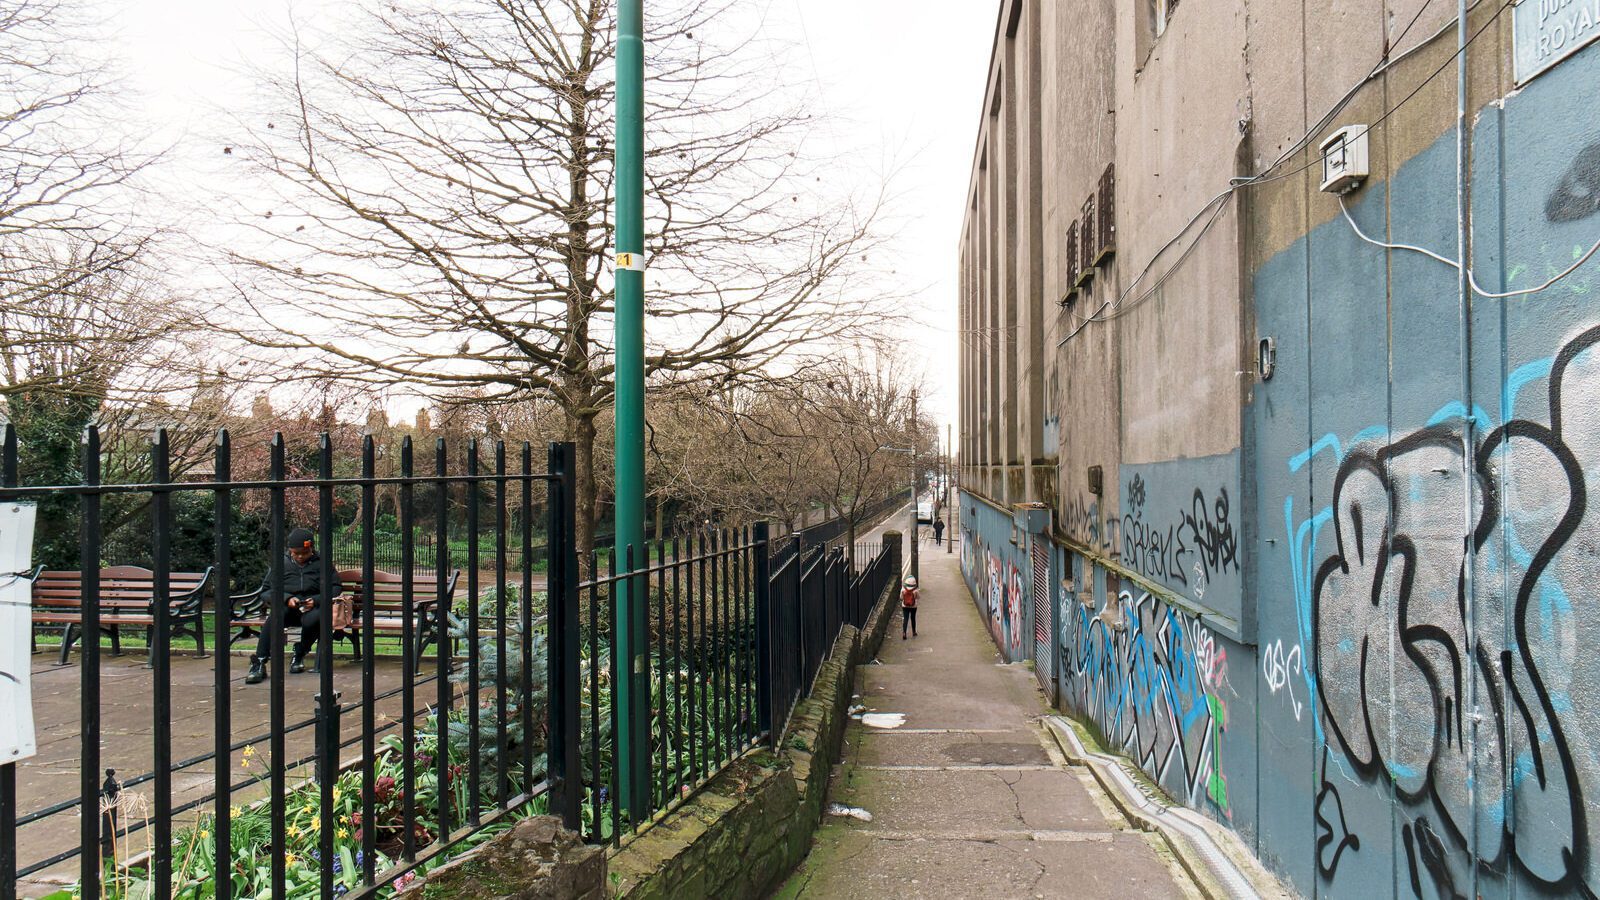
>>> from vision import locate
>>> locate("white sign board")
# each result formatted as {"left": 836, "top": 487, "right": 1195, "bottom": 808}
{"left": 1515, "top": 0, "right": 1600, "bottom": 84}
{"left": 0, "top": 502, "right": 37, "bottom": 762}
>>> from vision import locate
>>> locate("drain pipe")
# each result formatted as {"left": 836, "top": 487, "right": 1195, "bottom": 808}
{"left": 1453, "top": 1, "right": 1481, "bottom": 897}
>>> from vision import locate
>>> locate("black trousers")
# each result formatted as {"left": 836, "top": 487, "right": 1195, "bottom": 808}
{"left": 255, "top": 601, "right": 321, "bottom": 661}
{"left": 901, "top": 606, "right": 918, "bottom": 636}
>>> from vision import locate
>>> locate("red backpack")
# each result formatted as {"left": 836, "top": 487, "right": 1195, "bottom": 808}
{"left": 901, "top": 587, "right": 918, "bottom": 609}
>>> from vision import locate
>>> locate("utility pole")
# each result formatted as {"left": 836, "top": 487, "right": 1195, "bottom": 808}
{"left": 909, "top": 389, "right": 919, "bottom": 580}
{"left": 613, "top": 0, "right": 649, "bottom": 820}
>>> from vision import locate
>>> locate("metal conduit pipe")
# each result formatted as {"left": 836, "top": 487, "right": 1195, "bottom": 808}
{"left": 1454, "top": 2, "right": 1483, "bottom": 898}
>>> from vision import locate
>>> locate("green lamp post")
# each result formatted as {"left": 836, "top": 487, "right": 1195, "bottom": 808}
{"left": 614, "top": 0, "right": 650, "bottom": 820}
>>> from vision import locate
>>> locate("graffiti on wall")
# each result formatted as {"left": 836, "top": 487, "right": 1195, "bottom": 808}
{"left": 957, "top": 497, "right": 1034, "bottom": 663}
{"left": 987, "top": 549, "right": 1003, "bottom": 644}
{"left": 1059, "top": 585, "right": 1231, "bottom": 816}
{"left": 1294, "top": 324, "right": 1600, "bottom": 897}
{"left": 1062, "top": 492, "right": 1118, "bottom": 554}
{"left": 1116, "top": 455, "right": 1246, "bottom": 628}
{"left": 1546, "top": 137, "right": 1600, "bottom": 222}
{"left": 1121, "top": 474, "right": 1240, "bottom": 592}
{"left": 1261, "top": 639, "right": 1304, "bottom": 722}
{"left": 1007, "top": 562, "right": 1025, "bottom": 657}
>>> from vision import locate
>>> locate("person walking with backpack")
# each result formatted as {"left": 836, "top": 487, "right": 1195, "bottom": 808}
{"left": 901, "top": 575, "right": 920, "bottom": 639}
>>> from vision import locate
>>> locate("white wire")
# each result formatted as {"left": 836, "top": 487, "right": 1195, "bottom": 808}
{"left": 1338, "top": 196, "right": 1600, "bottom": 299}
{"left": 1472, "top": 236, "right": 1600, "bottom": 299}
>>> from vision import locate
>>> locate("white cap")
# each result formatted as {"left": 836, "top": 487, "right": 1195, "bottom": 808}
{"left": 903, "top": 576, "right": 918, "bottom": 588}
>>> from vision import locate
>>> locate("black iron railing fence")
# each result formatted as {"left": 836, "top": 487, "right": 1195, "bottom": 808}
{"left": 769, "top": 491, "right": 908, "bottom": 572}
{"left": 327, "top": 531, "right": 618, "bottom": 576}
{"left": 0, "top": 424, "right": 557, "bottom": 900}
{"left": 766, "top": 535, "right": 901, "bottom": 747}
{"left": 565, "top": 530, "right": 764, "bottom": 843}
{"left": 0, "top": 423, "right": 903, "bottom": 899}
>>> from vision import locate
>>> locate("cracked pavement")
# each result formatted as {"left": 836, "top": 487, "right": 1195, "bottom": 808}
{"left": 771, "top": 544, "right": 1199, "bottom": 900}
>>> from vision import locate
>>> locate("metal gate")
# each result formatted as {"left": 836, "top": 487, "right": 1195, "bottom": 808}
{"left": 1031, "top": 538, "right": 1053, "bottom": 699}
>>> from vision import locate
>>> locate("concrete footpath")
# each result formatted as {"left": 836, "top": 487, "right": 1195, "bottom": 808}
{"left": 772, "top": 539, "right": 1198, "bottom": 900}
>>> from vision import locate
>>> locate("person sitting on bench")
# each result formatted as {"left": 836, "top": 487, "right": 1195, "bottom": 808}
{"left": 245, "top": 527, "right": 342, "bottom": 685}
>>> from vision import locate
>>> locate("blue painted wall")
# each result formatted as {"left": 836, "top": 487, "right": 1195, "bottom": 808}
{"left": 1250, "top": 42, "right": 1600, "bottom": 900}
{"left": 958, "top": 491, "right": 1032, "bottom": 662}
{"left": 959, "top": 41, "right": 1600, "bottom": 900}
{"left": 1119, "top": 452, "right": 1245, "bottom": 634}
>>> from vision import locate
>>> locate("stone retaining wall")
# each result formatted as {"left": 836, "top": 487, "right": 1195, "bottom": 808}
{"left": 609, "top": 562, "right": 900, "bottom": 899}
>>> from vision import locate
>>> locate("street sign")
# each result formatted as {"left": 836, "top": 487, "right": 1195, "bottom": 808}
{"left": 1514, "top": 0, "right": 1600, "bottom": 84}
{"left": 0, "top": 502, "right": 37, "bottom": 762}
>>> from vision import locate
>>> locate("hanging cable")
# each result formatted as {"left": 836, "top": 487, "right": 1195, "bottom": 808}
{"left": 1338, "top": 196, "right": 1600, "bottom": 299}
{"left": 1056, "top": 0, "right": 1519, "bottom": 348}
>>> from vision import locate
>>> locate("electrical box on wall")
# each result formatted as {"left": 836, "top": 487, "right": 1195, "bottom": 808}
{"left": 1319, "top": 125, "right": 1369, "bottom": 194}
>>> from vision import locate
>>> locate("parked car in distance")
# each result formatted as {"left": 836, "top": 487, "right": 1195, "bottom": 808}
{"left": 916, "top": 500, "right": 935, "bottom": 523}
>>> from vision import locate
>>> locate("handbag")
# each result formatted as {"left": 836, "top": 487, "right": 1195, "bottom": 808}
{"left": 331, "top": 594, "right": 355, "bottom": 631}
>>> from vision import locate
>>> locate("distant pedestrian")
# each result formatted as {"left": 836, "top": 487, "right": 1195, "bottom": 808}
{"left": 245, "top": 527, "right": 343, "bottom": 685}
{"left": 901, "top": 576, "right": 919, "bottom": 640}
{"left": 932, "top": 517, "right": 946, "bottom": 546}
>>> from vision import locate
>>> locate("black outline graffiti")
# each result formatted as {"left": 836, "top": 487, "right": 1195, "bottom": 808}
{"left": 1546, "top": 138, "right": 1600, "bottom": 223}
{"left": 1122, "top": 485, "right": 1239, "bottom": 589}
{"left": 1062, "top": 493, "right": 1118, "bottom": 553}
{"left": 1315, "top": 324, "right": 1600, "bottom": 897}
{"left": 1315, "top": 745, "right": 1360, "bottom": 879}
{"left": 1404, "top": 816, "right": 1465, "bottom": 900}
{"left": 1128, "top": 474, "right": 1147, "bottom": 512}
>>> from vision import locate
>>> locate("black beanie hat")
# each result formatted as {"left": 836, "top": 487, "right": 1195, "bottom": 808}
{"left": 286, "top": 527, "right": 314, "bottom": 550}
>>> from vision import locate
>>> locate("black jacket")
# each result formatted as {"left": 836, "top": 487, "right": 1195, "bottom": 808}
{"left": 257, "top": 553, "right": 342, "bottom": 608}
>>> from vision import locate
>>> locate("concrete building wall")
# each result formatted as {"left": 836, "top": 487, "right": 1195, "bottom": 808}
{"left": 1041, "top": 0, "right": 1119, "bottom": 555}
{"left": 958, "top": 0, "right": 1600, "bottom": 895}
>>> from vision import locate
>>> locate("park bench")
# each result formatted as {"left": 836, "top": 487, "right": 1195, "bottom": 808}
{"left": 227, "top": 568, "right": 460, "bottom": 671}
{"left": 31, "top": 566, "right": 214, "bottom": 666}
{"left": 340, "top": 569, "right": 462, "bottom": 669}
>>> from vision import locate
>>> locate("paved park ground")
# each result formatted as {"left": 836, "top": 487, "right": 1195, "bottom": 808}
{"left": 17, "top": 651, "right": 419, "bottom": 897}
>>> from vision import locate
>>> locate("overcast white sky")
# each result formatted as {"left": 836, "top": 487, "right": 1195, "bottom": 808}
{"left": 111, "top": 0, "right": 996, "bottom": 437}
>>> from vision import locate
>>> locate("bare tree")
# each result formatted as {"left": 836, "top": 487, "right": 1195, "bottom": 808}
{"left": 219, "top": 0, "right": 894, "bottom": 559}
{"left": 0, "top": 0, "right": 177, "bottom": 427}
{"left": 806, "top": 358, "right": 923, "bottom": 560}
{"left": 638, "top": 355, "right": 923, "bottom": 562}
{"left": 644, "top": 380, "right": 827, "bottom": 535}
{"left": 0, "top": 238, "right": 231, "bottom": 562}
{"left": 0, "top": 0, "right": 146, "bottom": 244}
